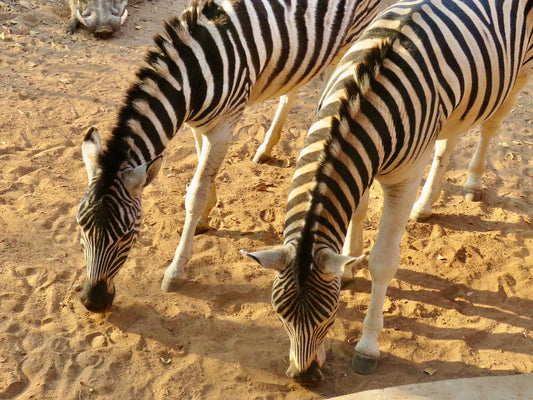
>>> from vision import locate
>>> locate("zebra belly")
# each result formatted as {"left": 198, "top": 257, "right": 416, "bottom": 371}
{"left": 247, "top": 73, "right": 318, "bottom": 105}
{"left": 376, "top": 154, "right": 433, "bottom": 186}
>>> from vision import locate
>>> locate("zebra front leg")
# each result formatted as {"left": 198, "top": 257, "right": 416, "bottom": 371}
{"left": 463, "top": 72, "right": 530, "bottom": 201}
{"left": 253, "top": 90, "right": 298, "bottom": 163}
{"left": 342, "top": 189, "right": 369, "bottom": 281}
{"left": 161, "top": 123, "right": 234, "bottom": 292}
{"left": 353, "top": 164, "right": 427, "bottom": 374}
{"left": 410, "top": 135, "right": 459, "bottom": 221}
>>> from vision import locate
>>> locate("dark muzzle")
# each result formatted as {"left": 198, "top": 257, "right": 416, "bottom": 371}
{"left": 286, "top": 361, "right": 323, "bottom": 385}
{"left": 79, "top": 279, "right": 115, "bottom": 312}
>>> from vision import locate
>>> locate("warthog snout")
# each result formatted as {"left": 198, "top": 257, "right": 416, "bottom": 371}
{"left": 67, "top": 0, "right": 128, "bottom": 38}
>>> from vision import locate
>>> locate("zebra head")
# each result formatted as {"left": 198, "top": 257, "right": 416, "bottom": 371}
{"left": 77, "top": 127, "right": 162, "bottom": 312}
{"left": 242, "top": 246, "right": 363, "bottom": 385}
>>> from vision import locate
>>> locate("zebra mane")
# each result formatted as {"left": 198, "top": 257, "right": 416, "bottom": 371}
{"left": 178, "top": 0, "right": 230, "bottom": 31}
{"left": 291, "top": 40, "right": 393, "bottom": 288}
{"left": 94, "top": 0, "right": 230, "bottom": 199}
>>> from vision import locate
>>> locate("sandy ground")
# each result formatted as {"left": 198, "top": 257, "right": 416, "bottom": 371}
{"left": 0, "top": 0, "right": 532, "bottom": 399}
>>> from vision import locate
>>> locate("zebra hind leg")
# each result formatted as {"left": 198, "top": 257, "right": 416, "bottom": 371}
{"left": 253, "top": 58, "right": 342, "bottom": 164}
{"left": 342, "top": 189, "right": 369, "bottom": 282}
{"left": 161, "top": 122, "right": 234, "bottom": 292}
{"left": 195, "top": 184, "right": 217, "bottom": 234}
{"left": 191, "top": 128, "right": 218, "bottom": 234}
{"left": 253, "top": 90, "right": 297, "bottom": 163}
{"left": 462, "top": 124, "right": 497, "bottom": 202}
{"left": 410, "top": 135, "right": 460, "bottom": 221}
{"left": 463, "top": 72, "right": 531, "bottom": 202}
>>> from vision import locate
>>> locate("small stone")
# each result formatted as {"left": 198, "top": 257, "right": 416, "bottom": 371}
{"left": 91, "top": 335, "right": 106, "bottom": 349}
{"left": 430, "top": 224, "right": 445, "bottom": 238}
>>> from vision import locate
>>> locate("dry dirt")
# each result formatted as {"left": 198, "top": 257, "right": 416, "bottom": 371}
{"left": 0, "top": 0, "right": 532, "bottom": 399}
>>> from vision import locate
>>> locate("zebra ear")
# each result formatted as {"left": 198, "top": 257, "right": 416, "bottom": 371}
{"left": 240, "top": 247, "right": 292, "bottom": 271}
{"left": 123, "top": 156, "right": 163, "bottom": 197}
{"left": 316, "top": 249, "right": 366, "bottom": 277}
{"left": 81, "top": 127, "right": 103, "bottom": 183}
{"left": 144, "top": 155, "right": 163, "bottom": 187}
{"left": 123, "top": 164, "right": 147, "bottom": 197}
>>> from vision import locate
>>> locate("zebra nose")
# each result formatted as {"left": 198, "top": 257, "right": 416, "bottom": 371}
{"left": 286, "top": 361, "right": 323, "bottom": 385}
{"left": 79, "top": 279, "right": 115, "bottom": 313}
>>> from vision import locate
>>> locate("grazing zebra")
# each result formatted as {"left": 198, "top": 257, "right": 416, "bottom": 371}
{"left": 76, "top": 0, "right": 383, "bottom": 312}
{"left": 242, "top": 0, "right": 533, "bottom": 384}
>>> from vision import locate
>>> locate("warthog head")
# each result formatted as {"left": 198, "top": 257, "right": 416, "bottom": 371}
{"left": 67, "top": 0, "right": 128, "bottom": 38}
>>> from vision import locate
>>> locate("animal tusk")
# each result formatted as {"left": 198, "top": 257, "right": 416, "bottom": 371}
{"left": 76, "top": 9, "right": 87, "bottom": 26}
{"left": 120, "top": 9, "right": 128, "bottom": 25}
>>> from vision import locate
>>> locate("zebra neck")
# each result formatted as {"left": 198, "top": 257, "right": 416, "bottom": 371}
{"left": 110, "top": 75, "right": 188, "bottom": 168}
{"left": 103, "top": 37, "right": 198, "bottom": 172}
{"left": 283, "top": 96, "right": 377, "bottom": 255}
{"left": 96, "top": 68, "right": 190, "bottom": 197}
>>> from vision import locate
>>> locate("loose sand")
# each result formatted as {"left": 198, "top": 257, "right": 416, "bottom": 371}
{"left": 0, "top": 1, "right": 531, "bottom": 399}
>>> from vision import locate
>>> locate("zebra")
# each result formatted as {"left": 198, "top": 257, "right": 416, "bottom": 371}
{"left": 242, "top": 0, "right": 533, "bottom": 384}
{"left": 76, "top": 0, "right": 383, "bottom": 312}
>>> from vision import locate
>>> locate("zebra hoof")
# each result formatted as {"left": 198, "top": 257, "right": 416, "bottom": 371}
{"left": 351, "top": 353, "right": 379, "bottom": 375}
{"left": 161, "top": 276, "right": 187, "bottom": 292}
{"left": 340, "top": 268, "right": 355, "bottom": 288}
{"left": 194, "top": 225, "right": 210, "bottom": 235}
{"left": 463, "top": 187, "right": 482, "bottom": 202}
{"left": 410, "top": 209, "right": 432, "bottom": 222}
{"left": 253, "top": 153, "right": 271, "bottom": 164}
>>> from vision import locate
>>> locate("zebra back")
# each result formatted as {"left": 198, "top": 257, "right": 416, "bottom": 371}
{"left": 92, "top": 0, "right": 382, "bottom": 200}
{"left": 286, "top": 0, "right": 533, "bottom": 255}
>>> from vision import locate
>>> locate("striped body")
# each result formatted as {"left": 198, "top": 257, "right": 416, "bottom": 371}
{"left": 245, "top": 0, "right": 532, "bottom": 382}
{"left": 77, "top": 0, "right": 383, "bottom": 312}
{"left": 107, "top": 0, "right": 380, "bottom": 165}
{"left": 288, "top": 0, "right": 533, "bottom": 246}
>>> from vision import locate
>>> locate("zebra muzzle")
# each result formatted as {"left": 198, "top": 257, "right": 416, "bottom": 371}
{"left": 286, "top": 361, "right": 323, "bottom": 385}
{"left": 79, "top": 279, "right": 115, "bottom": 313}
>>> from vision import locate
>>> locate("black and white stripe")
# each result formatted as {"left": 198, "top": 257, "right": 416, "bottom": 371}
{"left": 77, "top": 170, "right": 141, "bottom": 285}
{"left": 77, "top": 0, "right": 383, "bottom": 312}
{"left": 245, "top": 0, "right": 532, "bottom": 381}
{"left": 105, "top": 0, "right": 382, "bottom": 167}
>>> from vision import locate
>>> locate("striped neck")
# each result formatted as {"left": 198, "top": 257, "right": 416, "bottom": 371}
{"left": 98, "top": 0, "right": 254, "bottom": 180}
{"left": 95, "top": 6, "right": 224, "bottom": 197}
{"left": 282, "top": 43, "right": 394, "bottom": 281}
